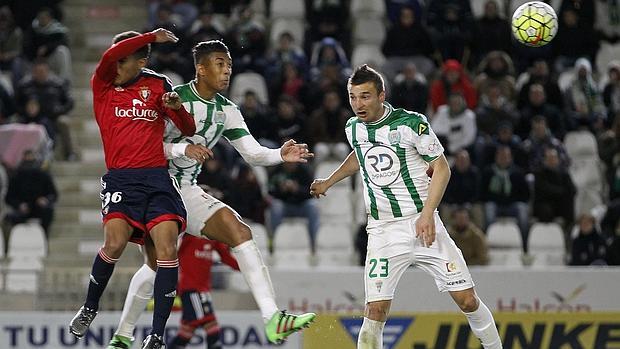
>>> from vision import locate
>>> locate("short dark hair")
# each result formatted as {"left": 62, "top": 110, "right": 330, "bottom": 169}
{"left": 193, "top": 40, "right": 230, "bottom": 65}
{"left": 348, "top": 64, "right": 385, "bottom": 93}
{"left": 113, "top": 31, "right": 150, "bottom": 59}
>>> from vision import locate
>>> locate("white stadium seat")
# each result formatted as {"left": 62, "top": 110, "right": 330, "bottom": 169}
{"left": 486, "top": 219, "right": 522, "bottom": 249}
{"left": 270, "top": 0, "right": 305, "bottom": 19}
{"left": 353, "top": 18, "right": 386, "bottom": 46}
{"left": 528, "top": 222, "right": 565, "bottom": 250}
{"left": 351, "top": 44, "right": 386, "bottom": 70}
{"left": 350, "top": 0, "right": 386, "bottom": 18}
{"left": 269, "top": 18, "right": 305, "bottom": 49}
{"left": 7, "top": 222, "right": 47, "bottom": 259}
{"left": 229, "top": 72, "right": 269, "bottom": 105}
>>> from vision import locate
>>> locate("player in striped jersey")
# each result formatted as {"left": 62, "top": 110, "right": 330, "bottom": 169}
{"left": 310, "top": 65, "right": 502, "bottom": 349}
{"left": 106, "top": 40, "right": 315, "bottom": 349}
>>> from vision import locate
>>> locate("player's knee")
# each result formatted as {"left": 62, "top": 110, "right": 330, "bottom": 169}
{"left": 365, "top": 304, "right": 389, "bottom": 321}
{"left": 457, "top": 294, "right": 479, "bottom": 313}
{"left": 102, "top": 238, "right": 127, "bottom": 258}
{"left": 156, "top": 244, "right": 177, "bottom": 260}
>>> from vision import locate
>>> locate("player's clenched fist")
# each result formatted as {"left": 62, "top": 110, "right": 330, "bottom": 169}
{"left": 163, "top": 92, "right": 182, "bottom": 110}
{"left": 309, "top": 179, "right": 329, "bottom": 198}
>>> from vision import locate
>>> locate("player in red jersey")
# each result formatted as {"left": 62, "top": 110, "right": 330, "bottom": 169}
{"left": 167, "top": 234, "right": 239, "bottom": 349}
{"left": 69, "top": 29, "right": 196, "bottom": 349}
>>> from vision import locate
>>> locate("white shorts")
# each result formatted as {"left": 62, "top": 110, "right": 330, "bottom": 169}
{"left": 364, "top": 212, "right": 474, "bottom": 303}
{"left": 180, "top": 185, "right": 227, "bottom": 235}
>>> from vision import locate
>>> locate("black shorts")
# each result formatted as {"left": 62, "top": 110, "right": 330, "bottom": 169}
{"left": 180, "top": 290, "right": 217, "bottom": 327}
{"left": 100, "top": 167, "right": 187, "bottom": 244}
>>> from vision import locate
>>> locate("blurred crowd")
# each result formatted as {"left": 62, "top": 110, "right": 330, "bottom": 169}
{"left": 1, "top": 0, "right": 619, "bottom": 266}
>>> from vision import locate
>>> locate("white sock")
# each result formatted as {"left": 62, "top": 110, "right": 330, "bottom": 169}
{"left": 232, "top": 240, "right": 279, "bottom": 322}
{"left": 463, "top": 298, "right": 502, "bottom": 349}
{"left": 357, "top": 318, "right": 385, "bottom": 349}
{"left": 115, "top": 264, "right": 156, "bottom": 339}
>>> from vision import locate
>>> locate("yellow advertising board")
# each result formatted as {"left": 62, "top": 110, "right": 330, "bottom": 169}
{"left": 303, "top": 312, "right": 620, "bottom": 349}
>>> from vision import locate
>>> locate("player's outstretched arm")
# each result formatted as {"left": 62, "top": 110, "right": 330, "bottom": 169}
{"left": 310, "top": 151, "right": 359, "bottom": 198}
{"left": 415, "top": 154, "right": 451, "bottom": 247}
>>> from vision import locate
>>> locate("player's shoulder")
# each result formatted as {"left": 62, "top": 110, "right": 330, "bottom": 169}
{"left": 215, "top": 93, "right": 238, "bottom": 108}
{"left": 141, "top": 68, "right": 174, "bottom": 91}
{"left": 173, "top": 82, "right": 195, "bottom": 102}
{"left": 390, "top": 106, "right": 431, "bottom": 136}
{"left": 345, "top": 116, "right": 358, "bottom": 129}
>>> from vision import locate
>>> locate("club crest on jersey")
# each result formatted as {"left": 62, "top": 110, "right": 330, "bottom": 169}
{"left": 388, "top": 130, "right": 401, "bottom": 145}
{"left": 214, "top": 111, "right": 226, "bottom": 124}
{"left": 139, "top": 86, "right": 151, "bottom": 101}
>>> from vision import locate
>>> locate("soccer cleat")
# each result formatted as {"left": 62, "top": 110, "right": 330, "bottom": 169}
{"left": 107, "top": 334, "right": 133, "bottom": 349}
{"left": 265, "top": 310, "right": 316, "bottom": 344}
{"left": 69, "top": 306, "right": 98, "bottom": 338}
{"left": 142, "top": 334, "right": 166, "bottom": 349}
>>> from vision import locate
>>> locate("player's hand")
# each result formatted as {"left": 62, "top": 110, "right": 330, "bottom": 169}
{"left": 309, "top": 179, "right": 329, "bottom": 198}
{"left": 281, "top": 139, "right": 314, "bottom": 163}
{"left": 151, "top": 28, "right": 179, "bottom": 43}
{"left": 163, "top": 92, "right": 182, "bottom": 110}
{"left": 185, "top": 144, "right": 213, "bottom": 163}
{"left": 415, "top": 212, "right": 436, "bottom": 247}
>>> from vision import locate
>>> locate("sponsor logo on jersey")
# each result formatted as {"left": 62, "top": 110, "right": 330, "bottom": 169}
{"left": 388, "top": 130, "right": 401, "bottom": 145}
{"left": 446, "top": 262, "right": 457, "bottom": 272}
{"left": 417, "top": 123, "right": 428, "bottom": 136}
{"left": 115, "top": 99, "right": 159, "bottom": 121}
{"left": 341, "top": 317, "right": 413, "bottom": 349}
{"left": 363, "top": 145, "right": 401, "bottom": 187}
{"left": 139, "top": 86, "right": 151, "bottom": 101}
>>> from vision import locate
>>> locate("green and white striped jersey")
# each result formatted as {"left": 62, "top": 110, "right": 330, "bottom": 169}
{"left": 164, "top": 81, "right": 250, "bottom": 186}
{"left": 345, "top": 102, "right": 444, "bottom": 221}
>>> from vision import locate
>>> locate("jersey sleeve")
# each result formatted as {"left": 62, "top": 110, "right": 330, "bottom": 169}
{"left": 344, "top": 116, "right": 356, "bottom": 148}
{"left": 221, "top": 105, "right": 251, "bottom": 141}
{"left": 93, "top": 32, "right": 156, "bottom": 84}
{"left": 405, "top": 113, "right": 444, "bottom": 163}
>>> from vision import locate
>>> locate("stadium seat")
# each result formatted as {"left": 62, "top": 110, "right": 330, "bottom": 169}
{"left": 486, "top": 219, "right": 523, "bottom": 249}
{"left": 229, "top": 72, "right": 269, "bottom": 105}
{"left": 352, "top": 18, "right": 386, "bottom": 46}
{"left": 488, "top": 248, "right": 523, "bottom": 266}
{"left": 528, "top": 222, "right": 565, "bottom": 250}
{"left": 7, "top": 222, "right": 47, "bottom": 259}
{"left": 270, "top": 0, "right": 305, "bottom": 19}
{"left": 269, "top": 18, "right": 305, "bottom": 50}
{"left": 5, "top": 257, "right": 42, "bottom": 293}
{"left": 350, "top": 0, "right": 386, "bottom": 19}
{"left": 351, "top": 44, "right": 386, "bottom": 71}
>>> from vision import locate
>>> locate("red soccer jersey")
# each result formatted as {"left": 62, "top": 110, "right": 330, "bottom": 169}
{"left": 177, "top": 234, "right": 240, "bottom": 294}
{"left": 91, "top": 32, "right": 196, "bottom": 169}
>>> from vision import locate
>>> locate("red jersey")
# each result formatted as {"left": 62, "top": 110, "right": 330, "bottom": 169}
{"left": 177, "top": 234, "right": 239, "bottom": 294}
{"left": 91, "top": 33, "right": 195, "bottom": 169}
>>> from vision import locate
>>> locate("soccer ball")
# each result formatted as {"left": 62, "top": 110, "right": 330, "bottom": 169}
{"left": 512, "top": 1, "right": 558, "bottom": 47}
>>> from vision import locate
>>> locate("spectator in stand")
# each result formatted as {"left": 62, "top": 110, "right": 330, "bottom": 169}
{"left": 602, "top": 61, "right": 620, "bottom": 125}
{"left": 305, "top": 0, "right": 350, "bottom": 53}
{"left": 552, "top": 9, "right": 602, "bottom": 73}
{"left": 448, "top": 207, "right": 489, "bottom": 266}
{"left": 305, "top": 63, "right": 347, "bottom": 114}
{"left": 196, "top": 154, "right": 232, "bottom": 205}
{"left": 270, "top": 62, "right": 307, "bottom": 107}
{"left": 479, "top": 122, "right": 527, "bottom": 170}
{"left": 607, "top": 231, "right": 620, "bottom": 265}
{"left": 602, "top": 199, "right": 620, "bottom": 239}
{"left": 17, "top": 98, "right": 55, "bottom": 140}
{"left": 0, "top": 82, "right": 14, "bottom": 123}
{"left": 481, "top": 146, "right": 530, "bottom": 251}
{"left": 474, "top": 51, "right": 516, "bottom": 103}
{"left": 268, "top": 162, "right": 320, "bottom": 264}
{"left": 5, "top": 149, "right": 57, "bottom": 237}
{"left": 23, "top": 8, "right": 71, "bottom": 83}
{"left": 475, "top": 84, "right": 519, "bottom": 140}
{"left": 426, "top": 0, "right": 473, "bottom": 63}
{"left": 225, "top": 5, "right": 267, "bottom": 74}
{"left": 533, "top": 147, "right": 576, "bottom": 241}
{"left": 518, "top": 83, "right": 567, "bottom": 140}
{"left": 521, "top": 115, "right": 570, "bottom": 173}
{"left": 273, "top": 95, "right": 306, "bottom": 145}
{"left": 186, "top": 9, "right": 224, "bottom": 47}
{"left": 307, "top": 89, "right": 350, "bottom": 163}
{"left": 385, "top": 0, "right": 423, "bottom": 25}
{"left": 517, "top": 59, "right": 564, "bottom": 110}
{"left": 146, "top": 5, "right": 193, "bottom": 82}
{"left": 266, "top": 32, "right": 308, "bottom": 81}
{"left": 14, "top": 59, "right": 76, "bottom": 160}
{"left": 430, "top": 59, "right": 477, "bottom": 112}
{"left": 431, "top": 92, "right": 477, "bottom": 155}
{"left": 381, "top": 6, "right": 436, "bottom": 77}
{"left": 389, "top": 63, "right": 429, "bottom": 114}
{"left": 0, "top": 6, "right": 24, "bottom": 86}
{"left": 559, "top": 0, "right": 596, "bottom": 30}
{"left": 442, "top": 150, "right": 483, "bottom": 227}
{"left": 148, "top": 0, "right": 198, "bottom": 32}
{"left": 570, "top": 214, "right": 607, "bottom": 265}
{"left": 598, "top": 117, "right": 620, "bottom": 201}
{"left": 238, "top": 90, "right": 277, "bottom": 148}
{"left": 309, "top": 37, "right": 351, "bottom": 84}
{"left": 565, "top": 58, "right": 607, "bottom": 132}
{"left": 228, "top": 164, "right": 268, "bottom": 226}
{"left": 472, "top": 0, "right": 511, "bottom": 65}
